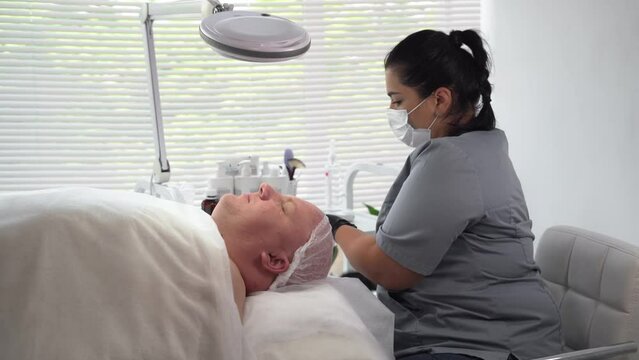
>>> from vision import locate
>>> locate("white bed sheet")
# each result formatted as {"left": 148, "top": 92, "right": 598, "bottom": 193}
{"left": 0, "top": 187, "right": 394, "bottom": 360}
{"left": 0, "top": 187, "right": 246, "bottom": 360}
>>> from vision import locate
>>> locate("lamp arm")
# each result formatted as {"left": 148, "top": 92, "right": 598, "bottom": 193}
{"left": 141, "top": 4, "right": 170, "bottom": 184}
{"left": 142, "top": 0, "right": 232, "bottom": 21}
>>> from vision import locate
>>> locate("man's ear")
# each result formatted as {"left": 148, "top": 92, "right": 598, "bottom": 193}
{"left": 260, "top": 251, "right": 290, "bottom": 274}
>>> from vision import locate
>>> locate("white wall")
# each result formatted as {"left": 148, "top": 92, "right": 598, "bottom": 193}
{"left": 481, "top": 0, "right": 639, "bottom": 244}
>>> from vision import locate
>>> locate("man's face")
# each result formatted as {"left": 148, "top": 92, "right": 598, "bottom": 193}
{"left": 212, "top": 183, "right": 321, "bottom": 255}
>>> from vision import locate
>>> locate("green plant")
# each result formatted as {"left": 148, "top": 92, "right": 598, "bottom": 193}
{"left": 363, "top": 203, "right": 379, "bottom": 216}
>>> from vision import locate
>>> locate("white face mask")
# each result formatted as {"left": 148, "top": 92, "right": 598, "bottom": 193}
{"left": 387, "top": 97, "right": 439, "bottom": 148}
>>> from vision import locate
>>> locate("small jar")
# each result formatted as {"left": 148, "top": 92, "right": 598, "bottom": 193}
{"left": 201, "top": 189, "right": 220, "bottom": 215}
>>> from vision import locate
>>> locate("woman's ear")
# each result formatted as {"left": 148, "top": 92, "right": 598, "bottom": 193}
{"left": 260, "top": 251, "right": 290, "bottom": 274}
{"left": 433, "top": 87, "right": 453, "bottom": 115}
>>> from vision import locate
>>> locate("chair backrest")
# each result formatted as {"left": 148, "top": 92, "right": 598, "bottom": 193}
{"left": 535, "top": 225, "right": 639, "bottom": 359}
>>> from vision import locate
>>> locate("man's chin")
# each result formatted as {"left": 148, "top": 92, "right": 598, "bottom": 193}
{"left": 212, "top": 194, "right": 238, "bottom": 217}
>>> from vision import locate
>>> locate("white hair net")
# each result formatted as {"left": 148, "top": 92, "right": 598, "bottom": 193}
{"left": 269, "top": 215, "right": 334, "bottom": 290}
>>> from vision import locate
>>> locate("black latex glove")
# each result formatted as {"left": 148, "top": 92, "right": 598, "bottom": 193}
{"left": 326, "top": 214, "right": 356, "bottom": 238}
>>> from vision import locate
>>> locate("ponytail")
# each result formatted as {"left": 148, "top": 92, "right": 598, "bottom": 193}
{"left": 448, "top": 29, "right": 495, "bottom": 134}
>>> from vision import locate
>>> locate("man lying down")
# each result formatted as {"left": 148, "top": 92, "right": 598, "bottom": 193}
{"left": 0, "top": 184, "right": 335, "bottom": 360}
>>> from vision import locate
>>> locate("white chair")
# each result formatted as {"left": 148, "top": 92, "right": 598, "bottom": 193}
{"left": 533, "top": 225, "right": 639, "bottom": 360}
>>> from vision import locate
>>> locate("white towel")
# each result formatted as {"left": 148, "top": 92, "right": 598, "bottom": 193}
{"left": 244, "top": 277, "right": 395, "bottom": 360}
{"left": 0, "top": 187, "right": 248, "bottom": 360}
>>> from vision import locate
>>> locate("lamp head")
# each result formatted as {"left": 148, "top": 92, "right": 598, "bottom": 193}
{"left": 199, "top": 1, "right": 311, "bottom": 62}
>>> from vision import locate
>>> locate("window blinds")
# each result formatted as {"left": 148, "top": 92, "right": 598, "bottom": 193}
{"left": 0, "top": 0, "right": 480, "bottom": 210}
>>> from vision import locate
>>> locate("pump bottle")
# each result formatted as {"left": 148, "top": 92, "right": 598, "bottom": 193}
{"left": 235, "top": 160, "right": 261, "bottom": 194}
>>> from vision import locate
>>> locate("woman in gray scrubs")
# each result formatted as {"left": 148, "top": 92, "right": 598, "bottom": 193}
{"left": 328, "top": 29, "right": 561, "bottom": 360}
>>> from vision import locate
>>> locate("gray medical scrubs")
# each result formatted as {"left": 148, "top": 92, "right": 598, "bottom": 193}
{"left": 376, "top": 129, "right": 561, "bottom": 360}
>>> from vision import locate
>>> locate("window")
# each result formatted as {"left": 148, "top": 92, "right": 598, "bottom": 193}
{"left": 0, "top": 0, "right": 480, "bottom": 210}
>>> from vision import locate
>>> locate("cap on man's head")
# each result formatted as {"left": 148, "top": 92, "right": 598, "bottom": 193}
{"left": 269, "top": 215, "right": 334, "bottom": 289}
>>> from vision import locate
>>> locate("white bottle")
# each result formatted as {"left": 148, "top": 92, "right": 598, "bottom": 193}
{"left": 324, "top": 140, "right": 343, "bottom": 210}
{"left": 208, "top": 161, "right": 234, "bottom": 197}
{"left": 261, "top": 162, "right": 288, "bottom": 194}
{"left": 248, "top": 155, "right": 260, "bottom": 175}
{"left": 235, "top": 160, "right": 261, "bottom": 194}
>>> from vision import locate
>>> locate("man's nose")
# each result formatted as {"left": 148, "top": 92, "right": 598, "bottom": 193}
{"left": 258, "top": 183, "right": 277, "bottom": 200}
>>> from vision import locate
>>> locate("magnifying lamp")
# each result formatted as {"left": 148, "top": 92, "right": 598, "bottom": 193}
{"left": 135, "top": 0, "right": 311, "bottom": 202}
{"left": 200, "top": 2, "right": 311, "bottom": 62}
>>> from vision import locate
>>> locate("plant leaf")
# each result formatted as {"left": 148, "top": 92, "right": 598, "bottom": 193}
{"left": 363, "top": 203, "right": 379, "bottom": 216}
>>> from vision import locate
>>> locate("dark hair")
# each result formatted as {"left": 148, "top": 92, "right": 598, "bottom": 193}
{"left": 384, "top": 29, "right": 495, "bottom": 136}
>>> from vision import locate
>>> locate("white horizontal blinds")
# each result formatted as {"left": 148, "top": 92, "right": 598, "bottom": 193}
{"left": 0, "top": 0, "right": 480, "bottom": 211}
{"left": 0, "top": 1, "right": 153, "bottom": 191}
{"left": 153, "top": 0, "right": 480, "bottom": 208}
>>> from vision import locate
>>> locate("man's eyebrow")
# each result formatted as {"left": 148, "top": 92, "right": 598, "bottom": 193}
{"left": 387, "top": 91, "right": 400, "bottom": 97}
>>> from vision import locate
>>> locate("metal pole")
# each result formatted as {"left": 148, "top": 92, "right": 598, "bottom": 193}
{"left": 141, "top": 3, "right": 171, "bottom": 185}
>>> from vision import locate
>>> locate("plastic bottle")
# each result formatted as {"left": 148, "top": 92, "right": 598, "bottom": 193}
{"left": 235, "top": 160, "right": 261, "bottom": 194}
{"left": 261, "top": 161, "right": 288, "bottom": 194}
{"left": 209, "top": 161, "right": 234, "bottom": 196}
{"left": 248, "top": 155, "right": 260, "bottom": 175}
{"left": 324, "top": 140, "right": 343, "bottom": 210}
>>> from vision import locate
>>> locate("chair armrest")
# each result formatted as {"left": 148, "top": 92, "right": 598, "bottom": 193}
{"left": 530, "top": 341, "right": 638, "bottom": 360}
